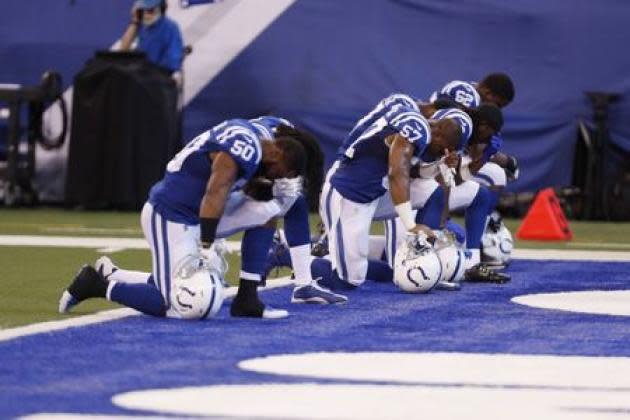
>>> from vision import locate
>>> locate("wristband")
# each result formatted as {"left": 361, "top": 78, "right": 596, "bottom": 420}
{"left": 200, "top": 217, "right": 219, "bottom": 248}
{"left": 394, "top": 201, "right": 415, "bottom": 231}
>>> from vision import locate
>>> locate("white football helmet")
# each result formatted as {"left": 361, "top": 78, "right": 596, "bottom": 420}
{"left": 481, "top": 213, "right": 514, "bottom": 266}
{"left": 199, "top": 239, "right": 230, "bottom": 277}
{"left": 434, "top": 233, "right": 466, "bottom": 284}
{"left": 393, "top": 234, "right": 442, "bottom": 293}
{"left": 171, "top": 255, "right": 224, "bottom": 320}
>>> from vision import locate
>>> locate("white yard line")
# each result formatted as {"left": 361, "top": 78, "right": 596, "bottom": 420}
{"left": 2, "top": 234, "right": 630, "bottom": 261}
{"left": 0, "top": 277, "right": 293, "bottom": 343}
{"left": 566, "top": 241, "right": 630, "bottom": 250}
{"left": 43, "top": 227, "right": 143, "bottom": 235}
{"left": 0, "top": 235, "right": 241, "bottom": 252}
{"left": 512, "top": 248, "right": 630, "bottom": 262}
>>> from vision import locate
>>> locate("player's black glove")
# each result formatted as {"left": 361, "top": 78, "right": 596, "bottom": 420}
{"left": 505, "top": 155, "right": 519, "bottom": 181}
{"left": 243, "top": 177, "right": 273, "bottom": 201}
{"left": 409, "top": 164, "right": 421, "bottom": 178}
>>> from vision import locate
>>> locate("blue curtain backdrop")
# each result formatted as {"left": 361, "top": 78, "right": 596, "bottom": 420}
{"left": 1, "top": 0, "right": 629, "bottom": 192}
{"left": 183, "top": 0, "right": 630, "bottom": 192}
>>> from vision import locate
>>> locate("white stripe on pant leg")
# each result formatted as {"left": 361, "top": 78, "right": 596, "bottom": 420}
{"left": 319, "top": 181, "right": 332, "bottom": 231}
{"left": 153, "top": 211, "right": 168, "bottom": 302}
{"left": 384, "top": 220, "right": 391, "bottom": 266}
{"left": 326, "top": 186, "right": 350, "bottom": 280}
{"left": 324, "top": 185, "right": 342, "bottom": 278}
{"left": 390, "top": 218, "right": 397, "bottom": 268}
{"left": 160, "top": 217, "right": 172, "bottom": 309}
{"left": 140, "top": 203, "right": 157, "bottom": 286}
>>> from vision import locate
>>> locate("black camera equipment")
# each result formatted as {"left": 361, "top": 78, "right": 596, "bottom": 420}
{"left": 0, "top": 71, "right": 68, "bottom": 205}
{"left": 573, "top": 92, "right": 622, "bottom": 220}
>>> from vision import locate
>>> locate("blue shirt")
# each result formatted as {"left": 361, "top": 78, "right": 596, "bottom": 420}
{"left": 137, "top": 16, "right": 184, "bottom": 72}
{"left": 330, "top": 94, "right": 431, "bottom": 203}
{"left": 149, "top": 119, "right": 263, "bottom": 224}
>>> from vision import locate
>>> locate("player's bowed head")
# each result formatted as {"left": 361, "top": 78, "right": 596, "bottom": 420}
{"left": 426, "top": 118, "right": 462, "bottom": 157}
{"left": 259, "top": 136, "right": 307, "bottom": 180}
{"left": 477, "top": 72, "right": 515, "bottom": 109}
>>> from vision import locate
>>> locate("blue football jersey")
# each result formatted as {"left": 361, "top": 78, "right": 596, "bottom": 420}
{"left": 429, "top": 80, "right": 481, "bottom": 108}
{"left": 250, "top": 116, "right": 293, "bottom": 139}
{"left": 149, "top": 119, "right": 264, "bottom": 224}
{"left": 330, "top": 94, "right": 431, "bottom": 203}
{"left": 338, "top": 93, "right": 419, "bottom": 157}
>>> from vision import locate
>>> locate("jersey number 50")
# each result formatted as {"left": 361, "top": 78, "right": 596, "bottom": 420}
{"left": 230, "top": 139, "right": 255, "bottom": 161}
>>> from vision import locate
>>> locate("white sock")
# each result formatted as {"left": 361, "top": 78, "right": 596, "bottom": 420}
{"left": 289, "top": 244, "right": 313, "bottom": 286}
{"left": 109, "top": 269, "right": 152, "bottom": 285}
{"left": 465, "top": 249, "right": 480, "bottom": 270}
{"left": 240, "top": 270, "right": 262, "bottom": 282}
{"left": 106, "top": 281, "right": 117, "bottom": 301}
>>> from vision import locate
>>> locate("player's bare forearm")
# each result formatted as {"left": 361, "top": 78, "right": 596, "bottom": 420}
{"left": 199, "top": 152, "right": 238, "bottom": 220}
{"left": 464, "top": 143, "right": 485, "bottom": 174}
{"left": 388, "top": 134, "right": 414, "bottom": 205}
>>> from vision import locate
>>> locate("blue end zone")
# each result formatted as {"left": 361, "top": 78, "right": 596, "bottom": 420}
{"left": 1, "top": 259, "right": 629, "bottom": 417}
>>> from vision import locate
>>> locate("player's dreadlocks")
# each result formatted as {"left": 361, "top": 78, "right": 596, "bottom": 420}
{"left": 275, "top": 124, "right": 324, "bottom": 211}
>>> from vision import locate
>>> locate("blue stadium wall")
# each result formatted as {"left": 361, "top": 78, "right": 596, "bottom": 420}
{"left": 1, "top": 0, "right": 629, "bottom": 193}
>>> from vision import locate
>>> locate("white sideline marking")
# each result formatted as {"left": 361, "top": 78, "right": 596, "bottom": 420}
{"left": 0, "top": 235, "right": 241, "bottom": 252}
{"left": 21, "top": 415, "right": 171, "bottom": 419}
{"left": 512, "top": 248, "right": 630, "bottom": 262}
{"left": 43, "top": 227, "right": 142, "bottom": 235}
{"left": 569, "top": 241, "right": 630, "bottom": 249}
{"left": 96, "top": 247, "right": 126, "bottom": 254}
{"left": 0, "top": 235, "right": 148, "bottom": 249}
{"left": 2, "top": 234, "right": 630, "bottom": 261}
{"left": 0, "top": 277, "right": 293, "bottom": 343}
{"left": 0, "top": 308, "right": 138, "bottom": 343}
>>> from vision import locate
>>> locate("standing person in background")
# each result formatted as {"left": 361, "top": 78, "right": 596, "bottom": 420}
{"left": 119, "top": 0, "right": 184, "bottom": 74}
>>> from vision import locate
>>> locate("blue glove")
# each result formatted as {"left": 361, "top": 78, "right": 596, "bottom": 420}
{"left": 482, "top": 135, "right": 503, "bottom": 163}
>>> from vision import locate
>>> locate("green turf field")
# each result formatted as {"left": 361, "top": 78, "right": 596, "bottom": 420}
{"left": 0, "top": 207, "right": 629, "bottom": 328}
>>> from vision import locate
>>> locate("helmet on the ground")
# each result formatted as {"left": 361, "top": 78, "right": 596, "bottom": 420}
{"left": 171, "top": 255, "right": 224, "bottom": 319}
{"left": 481, "top": 214, "right": 513, "bottom": 266}
{"left": 434, "top": 233, "right": 466, "bottom": 284}
{"left": 393, "top": 234, "right": 442, "bottom": 293}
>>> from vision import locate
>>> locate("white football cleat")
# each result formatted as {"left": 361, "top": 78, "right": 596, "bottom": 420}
{"left": 95, "top": 256, "right": 118, "bottom": 281}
